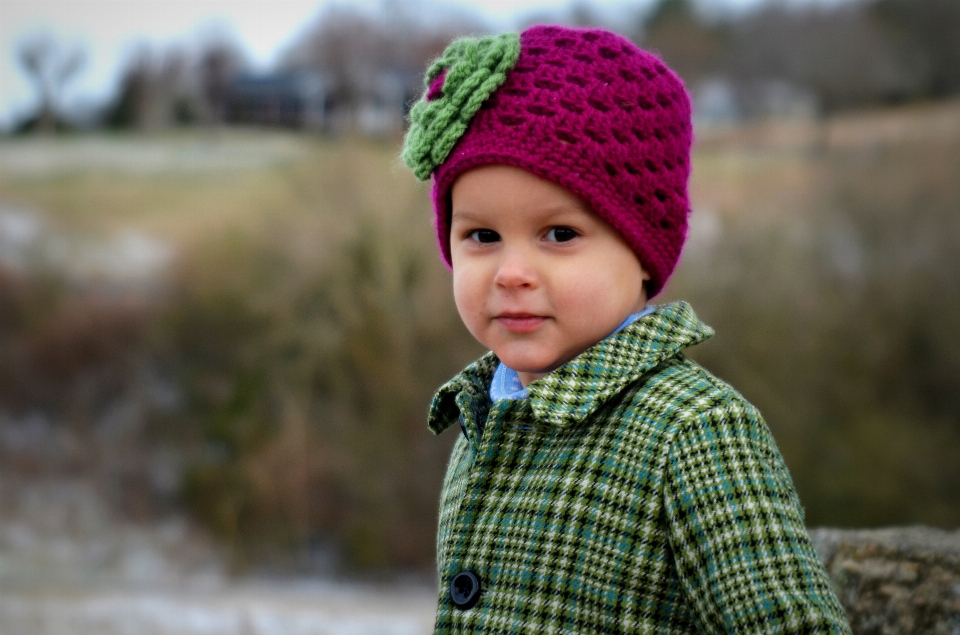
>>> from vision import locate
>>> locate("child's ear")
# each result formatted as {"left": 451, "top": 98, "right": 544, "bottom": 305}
{"left": 637, "top": 258, "right": 652, "bottom": 283}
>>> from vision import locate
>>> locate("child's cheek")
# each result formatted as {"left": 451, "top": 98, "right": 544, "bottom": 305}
{"left": 452, "top": 265, "right": 487, "bottom": 338}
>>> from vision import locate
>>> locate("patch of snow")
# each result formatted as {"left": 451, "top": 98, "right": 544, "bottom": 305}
{"left": 0, "top": 583, "right": 437, "bottom": 635}
{"left": 0, "top": 203, "right": 175, "bottom": 290}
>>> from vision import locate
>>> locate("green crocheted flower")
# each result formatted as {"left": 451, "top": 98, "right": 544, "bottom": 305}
{"left": 402, "top": 33, "right": 520, "bottom": 181}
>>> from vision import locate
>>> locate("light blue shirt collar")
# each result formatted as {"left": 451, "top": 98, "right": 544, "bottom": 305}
{"left": 489, "top": 305, "right": 655, "bottom": 402}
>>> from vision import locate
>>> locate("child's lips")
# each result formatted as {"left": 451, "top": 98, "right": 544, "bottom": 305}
{"left": 494, "top": 313, "right": 547, "bottom": 333}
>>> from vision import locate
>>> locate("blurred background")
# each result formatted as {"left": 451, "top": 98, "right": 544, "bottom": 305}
{"left": 1, "top": 0, "right": 959, "bottom": 632}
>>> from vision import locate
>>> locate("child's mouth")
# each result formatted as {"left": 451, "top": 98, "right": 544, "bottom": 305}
{"left": 495, "top": 314, "right": 547, "bottom": 333}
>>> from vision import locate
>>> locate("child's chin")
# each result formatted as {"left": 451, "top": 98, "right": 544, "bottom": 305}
{"left": 496, "top": 350, "right": 559, "bottom": 375}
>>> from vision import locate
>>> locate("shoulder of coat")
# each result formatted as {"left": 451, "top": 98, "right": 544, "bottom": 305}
{"left": 616, "top": 354, "right": 758, "bottom": 431}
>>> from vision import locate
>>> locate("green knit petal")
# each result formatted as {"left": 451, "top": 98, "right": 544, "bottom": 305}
{"left": 402, "top": 32, "right": 520, "bottom": 181}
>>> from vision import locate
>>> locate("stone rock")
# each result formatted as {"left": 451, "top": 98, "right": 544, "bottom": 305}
{"left": 809, "top": 526, "right": 960, "bottom": 635}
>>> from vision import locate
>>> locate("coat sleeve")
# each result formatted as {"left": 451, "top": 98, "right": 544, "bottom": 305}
{"left": 663, "top": 400, "right": 851, "bottom": 635}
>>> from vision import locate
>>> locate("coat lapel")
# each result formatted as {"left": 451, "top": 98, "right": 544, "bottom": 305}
{"left": 528, "top": 301, "right": 714, "bottom": 427}
{"left": 427, "top": 301, "right": 713, "bottom": 434}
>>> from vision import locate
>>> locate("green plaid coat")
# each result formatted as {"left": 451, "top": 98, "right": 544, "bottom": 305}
{"left": 427, "top": 302, "right": 850, "bottom": 634}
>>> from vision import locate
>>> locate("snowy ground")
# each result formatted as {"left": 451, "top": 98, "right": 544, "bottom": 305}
{"left": 0, "top": 580, "right": 438, "bottom": 635}
{"left": 0, "top": 477, "right": 437, "bottom": 635}
{"left": 0, "top": 132, "right": 310, "bottom": 177}
{"left": 0, "top": 133, "right": 440, "bottom": 635}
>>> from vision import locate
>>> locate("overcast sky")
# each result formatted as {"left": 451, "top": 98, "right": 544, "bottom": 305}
{"left": 0, "top": 0, "right": 832, "bottom": 129}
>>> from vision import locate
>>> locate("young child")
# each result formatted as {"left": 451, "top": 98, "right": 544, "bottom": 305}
{"left": 402, "top": 25, "right": 850, "bottom": 634}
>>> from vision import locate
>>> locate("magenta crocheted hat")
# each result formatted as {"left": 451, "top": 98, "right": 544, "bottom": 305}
{"left": 402, "top": 25, "right": 693, "bottom": 297}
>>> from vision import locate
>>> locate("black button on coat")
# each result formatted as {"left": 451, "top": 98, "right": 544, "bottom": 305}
{"left": 449, "top": 570, "right": 481, "bottom": 610}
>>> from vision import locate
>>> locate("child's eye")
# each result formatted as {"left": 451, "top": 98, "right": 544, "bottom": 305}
{"left": 468, "top": 229, "right": 500, "bottom": 243}
{"left": 545, "top": 227, "right": 579, "bottom": 242}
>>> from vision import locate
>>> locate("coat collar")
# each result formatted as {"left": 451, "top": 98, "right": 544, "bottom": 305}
{"left": 427, "top": 301, "right": 714, "bottom": 434}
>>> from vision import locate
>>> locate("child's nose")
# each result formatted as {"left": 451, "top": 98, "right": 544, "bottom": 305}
{"left": 493, "top": 246, "right": 538, "bottom": 289}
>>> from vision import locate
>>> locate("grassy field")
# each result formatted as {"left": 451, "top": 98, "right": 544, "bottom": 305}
{"left": 1, "top": 99, "right": 959, "bottom": 573}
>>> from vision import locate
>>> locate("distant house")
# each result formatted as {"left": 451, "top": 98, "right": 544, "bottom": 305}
{"left": 691, "top": 76, "right": 820, "bottom": 128}
{"left": 692, "top": 78, "right": 741, "bottom": 128}
{"left": 354, "top": 70, "right": 421, "bottom": 137}
{"left": 226, "top": 69, "right": 421, "bottom": 135}
{"left": 749, "top": 79, "right": 819, "bottom": 120}
{"left": 227, "top": 71, "right": 332, "bottom": 129}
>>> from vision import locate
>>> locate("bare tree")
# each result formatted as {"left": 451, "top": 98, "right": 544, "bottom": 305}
{"left": 567, "top": 1, "right": 607, "bottom": 28}
{"left": 17, "top": 33, "right": 86, "bottom": 132}
{"left": 639, "top": 0, "right": 726, "bottom": 86}
{"left": 198, "top": 40, "right": 247, "bottom": 126}
{"left": 107, "top": 45, "right": 190, "bottom": 130}
{"left": 722, "top": 2, "right": 928, "bottom": 114}
{"left": 281, "top": 2, "right": 484, "bottom": 128}
{"left": 872, "top": 0, "right": 960, "bottom": 99}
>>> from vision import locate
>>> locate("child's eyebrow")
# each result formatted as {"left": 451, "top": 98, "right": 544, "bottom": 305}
{"left": 452, "top": 203, "right": 593, "bottom": 224}
{"left": 450, "top": 210, "right": 487, "bottom": 224}
{"left": 537, "top": 204, "right": 593, "bottom": 219}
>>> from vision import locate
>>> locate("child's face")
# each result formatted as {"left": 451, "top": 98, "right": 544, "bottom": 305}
{"left": 450, "top": 165, "right": 650, "bottom": 386}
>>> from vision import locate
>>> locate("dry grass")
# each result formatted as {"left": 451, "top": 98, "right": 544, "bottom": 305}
{"left": 1, "top": 100, "right": 958, "bottom": 572}
{"left": 0, "top": 132, "right": 424, "bottom": 254}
